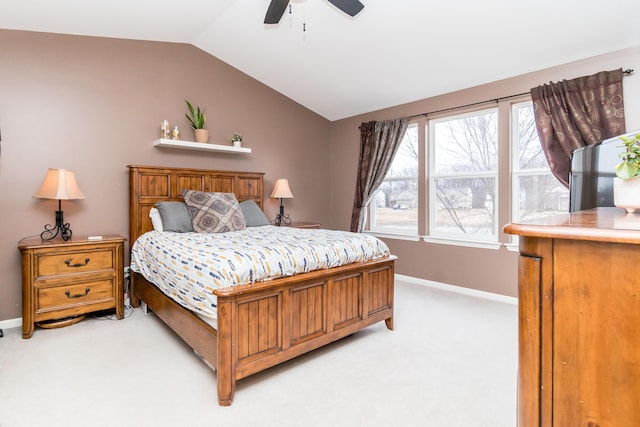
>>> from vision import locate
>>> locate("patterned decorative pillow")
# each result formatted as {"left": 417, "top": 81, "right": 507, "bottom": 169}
{"left": 182, "top": 190, "right": 246, "bottom": 233}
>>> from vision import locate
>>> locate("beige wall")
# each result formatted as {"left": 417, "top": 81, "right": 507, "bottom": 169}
{"left": 1, "top": 28, "right": 638, "bottom": 321}
{"left": 329, "top": 45, "right": 640, "bottom": 298}
{"left": 0, "top": 30, "right": 331, "bottom": 321}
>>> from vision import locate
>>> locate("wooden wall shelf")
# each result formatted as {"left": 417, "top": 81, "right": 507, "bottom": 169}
{"left": 153, "top": 139, "right": 251, "bottom": 154}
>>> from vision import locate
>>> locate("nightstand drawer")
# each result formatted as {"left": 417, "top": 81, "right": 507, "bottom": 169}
{"left": 36, "top": 279, "right": 115, "bottom": 312}
{"left": 36, "top": 249, "right": 114, "bottom": 277}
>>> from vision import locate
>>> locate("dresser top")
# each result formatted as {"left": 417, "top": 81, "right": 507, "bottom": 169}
{"left": 504, "top": 207, "right": 640, "bottom": 244}
{"left": 18, "top": 234, "right": 126, "bottom": 250}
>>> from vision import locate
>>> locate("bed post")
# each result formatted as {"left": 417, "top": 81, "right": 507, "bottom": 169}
{"left": 385, "top": 261, "right": 395, "bottom": 330}
{"left": 128, "top": 164, "right": 141, "bottom": 308}
{"left": 216, "top": 297, "right": 235, "bottom": 406}
{"left": 129, "top": 272, "right": 140, "bottom": 307}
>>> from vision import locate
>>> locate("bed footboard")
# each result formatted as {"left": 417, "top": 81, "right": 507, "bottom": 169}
{"left": 214, "top": 256, "right": 395, "bottom": 405}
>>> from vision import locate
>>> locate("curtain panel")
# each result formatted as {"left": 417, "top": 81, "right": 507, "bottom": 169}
{"left": 530, "top": 68, "right": 626, "bottom": 188}
{"left": 350, "top": 118, "right": 409, "bottom": 232}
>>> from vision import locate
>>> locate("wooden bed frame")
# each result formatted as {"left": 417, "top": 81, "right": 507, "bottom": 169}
{"left": 128, "top": 165, "right": 396, "bottom": 406}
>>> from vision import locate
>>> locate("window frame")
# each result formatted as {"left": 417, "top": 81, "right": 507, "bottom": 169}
{"left": 428, "top": 107, "right": 500, "bottom": 243}
{"left": 365, "top": 96, "right": 567, "bottom": 250}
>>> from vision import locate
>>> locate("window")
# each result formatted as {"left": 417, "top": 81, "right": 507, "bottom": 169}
{"left": 366, "top": 98, "right": 568, "bottom": 247}
{"left": 430, "top": 109, "right": 498, "bottom": 240}
{"left": 512, "top": 102, "right": 569, "bottom": 222}
{"left": 369, "top": 124, "right": 418, "bottom": 235}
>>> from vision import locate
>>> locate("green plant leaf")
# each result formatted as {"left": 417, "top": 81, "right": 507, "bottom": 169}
{"left": 616, "top": 162, "right": 638, "bottom": 179}
{"left": 615, "top": 133, "right": 640, "bottom": 178}
{"left": 185, "top": 100, "right": 206, "bottom": 129}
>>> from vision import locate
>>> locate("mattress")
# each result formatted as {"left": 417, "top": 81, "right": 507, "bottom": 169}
{"left": 130, "top": 226, "right": 390, "bottom": 321}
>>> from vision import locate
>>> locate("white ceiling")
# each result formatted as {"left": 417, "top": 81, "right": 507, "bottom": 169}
{"left": 1, "top": 0, "right": 639, "bottom": 121}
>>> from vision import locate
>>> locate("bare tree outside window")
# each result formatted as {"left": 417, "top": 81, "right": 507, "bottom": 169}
{"left": 431, "top": 109, "right": 498, "bottom": 238}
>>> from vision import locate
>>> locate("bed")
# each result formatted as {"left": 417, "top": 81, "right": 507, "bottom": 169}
{"left": 127, "top": 165, "right": 396, "bottom": 406}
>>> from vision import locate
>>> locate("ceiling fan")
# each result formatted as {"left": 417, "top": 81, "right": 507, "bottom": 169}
{"left": 264, "top": 0, "right": 364, "bottom": 24}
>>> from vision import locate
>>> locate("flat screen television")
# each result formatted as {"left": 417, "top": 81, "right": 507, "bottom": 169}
{"left": 569, "top": 130, "right": 640, "bottom": 212}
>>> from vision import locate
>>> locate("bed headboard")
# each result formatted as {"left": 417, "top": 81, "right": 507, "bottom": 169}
{"left": 128, "top": 165, "right": 264, "bottom": 245}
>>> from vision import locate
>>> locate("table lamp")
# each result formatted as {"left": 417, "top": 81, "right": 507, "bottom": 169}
{"left": 33, "top": 168, "right": 85, "bottom": 241}
{"left": 270, "top": 178, "right": 294, "bottom": 226}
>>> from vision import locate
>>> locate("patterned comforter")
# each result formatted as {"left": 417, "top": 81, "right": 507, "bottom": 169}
{"left": 130, "top": 226, "right": 390, "bottom": 320}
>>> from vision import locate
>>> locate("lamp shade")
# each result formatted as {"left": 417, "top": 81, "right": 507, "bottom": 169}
{"left": 270, "top": 178, "right": 294, "bottom": 199}
{"left": 33, "top": 168, "right": 86, "bottom": 200}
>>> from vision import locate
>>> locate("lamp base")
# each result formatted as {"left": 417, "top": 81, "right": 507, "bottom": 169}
{"left": 274, "top": 213, "right": 292, "bottom": 226}
{"left": 41, "top": 209, "right": 73, "bottom": 241}
{"left": 274, "top": 201, "right": 291, "bottom": 226}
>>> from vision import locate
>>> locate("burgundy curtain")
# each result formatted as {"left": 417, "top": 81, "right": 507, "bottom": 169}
{"left": 530, "top": 68, "right": 626, "bottom": 188}
{"left": 350, "top": 118, "right": 409, "bottom": 232}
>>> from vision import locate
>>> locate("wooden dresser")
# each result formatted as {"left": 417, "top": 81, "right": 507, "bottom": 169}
{"left": 19, "top": 235, "right": 126, "bottom": 338}
{"left": 504, "top": 207, "right": 640, "bottom": 427}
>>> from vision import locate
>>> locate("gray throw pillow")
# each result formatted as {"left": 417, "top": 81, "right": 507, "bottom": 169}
{"left": 155, "top": 201, "right": 194, "bottom": 233}
{"left": 239, "top": 200, "right": 270, "bottom": 227}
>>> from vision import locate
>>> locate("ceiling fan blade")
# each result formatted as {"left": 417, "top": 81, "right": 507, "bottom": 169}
{"left": 327, "top": 0, "right": 364, "bottom": 17}
{"left": 264, "top": 0, "right": 290, "bottom": 24}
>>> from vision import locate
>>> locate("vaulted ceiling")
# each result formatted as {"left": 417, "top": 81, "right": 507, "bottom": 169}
{"left": 1, "top": 0, "right": 639, "bottom": 120}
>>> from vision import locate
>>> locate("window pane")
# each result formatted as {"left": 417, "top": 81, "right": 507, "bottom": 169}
{"left": 516, "top": 175, "right": 569, "bottom": 221}
{"left": 431, "top": 109, "right": 498, "bottom": 241}
{"left": 387, "top": 125, "right": 418, "bottom": 178}
{"left": 433, "top": 110, "right": 498, "bottom": 174}
{"left": 433, "top": 177, "right": 496, "bottom": 237}
{"left": 370, "top": 124, "right": 418, "bottom": 234}
{"left": 374, "top": 179, "right": 418, "bottom": 230}
{"left": 512, "top": 102, "right": 569, "bottom": 224}
{"left": 515, "top": 104, "right": 547, "bottom": 170}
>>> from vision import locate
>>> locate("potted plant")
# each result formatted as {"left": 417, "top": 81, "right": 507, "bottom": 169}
{"left": 230, "top": 133, "right": 243, "bottom": 148}
{"left": 185, "top": 100, "right": 208, "bottom": 143}
{"left": 614, "top": 132, "right": 640, "bottom": 213}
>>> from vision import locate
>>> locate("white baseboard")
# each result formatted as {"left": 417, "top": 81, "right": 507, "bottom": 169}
{"left": 0, "top": 317, "right": 22, "bottom": 330}
{"left": 395, "top": 274, "right": 517, "bottom": 306}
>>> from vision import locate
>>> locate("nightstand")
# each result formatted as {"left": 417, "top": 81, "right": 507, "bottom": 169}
{"left": 19, "top": 235, "right": 126, "bottom": 339}
{"left": 287, "top": 222, "right": 321, "bottom": 229}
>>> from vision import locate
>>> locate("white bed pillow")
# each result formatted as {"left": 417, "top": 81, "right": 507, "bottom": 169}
{"left": 149, "top": 207, "right": 163, "bottom": 231}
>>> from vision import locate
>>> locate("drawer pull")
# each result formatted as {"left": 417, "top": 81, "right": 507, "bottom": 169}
{"left": 64, "top": 258, "right": 90, "bottom": 268}
{"left": 65, "top": 288, "right": 90, "bottom": 299}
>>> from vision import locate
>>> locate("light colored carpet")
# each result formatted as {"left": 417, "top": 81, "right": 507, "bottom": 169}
{"left": 0, "top": 280, "right": 517, "bottom": 427}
